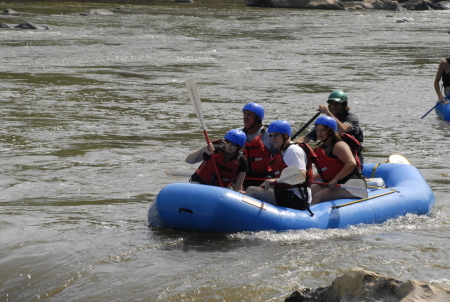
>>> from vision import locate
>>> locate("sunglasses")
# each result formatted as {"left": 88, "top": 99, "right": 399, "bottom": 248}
{"left": 224, "top": 139, "right": 239, "bottom": 147}
{"left": 268, "top": 134, "right": 280, "bottom": 138}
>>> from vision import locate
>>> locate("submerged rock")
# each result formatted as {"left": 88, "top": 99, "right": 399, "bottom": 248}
{"left": 0, "top": 22, "right": 49, "bottom": 30}
{"left": 285, "top": 269, "right": 450, "bottom": 302}
{"left": 245, "top": 0, "right": 345, "bottom": 9}
{"left": 2, "top": 8, "right": 18, "bottom": 14}
{"left": 80, "top": 9, "right": 115, "bottom": 15}
{"left": 14, "top": 22, "right": 50, "bottom": 30}
{"left": 245, "top": 0, "right": 450, "bottom": 10}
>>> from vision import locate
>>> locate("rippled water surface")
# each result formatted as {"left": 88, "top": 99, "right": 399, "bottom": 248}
{"left": 1, "top": 1, "right": 450, "bottom": 301}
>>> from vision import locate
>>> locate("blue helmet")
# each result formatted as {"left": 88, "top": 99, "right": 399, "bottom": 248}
{"left": 242, "top": 103, "right": 264, "bottom": 122}
{"left": 224, "top": 129, "right": 246, "bottom": 147}
{"left": 268, "top": 120, "right": 291, "bottom": 137}
{"left": 315, "top": 116, "right": 337, "bottom": 133}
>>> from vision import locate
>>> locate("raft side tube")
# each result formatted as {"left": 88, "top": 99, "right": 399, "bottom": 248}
{"left": 435, "top": 101, "right": 450, "bottom": 121}
{"left": 148, "top": 183, "right": 226, "bottom": 231}
{"left": 363, "top": 163, "right": 435, "bottom": 222}
{"left": 205, "top": 190, "right": 319, "bottom": 232}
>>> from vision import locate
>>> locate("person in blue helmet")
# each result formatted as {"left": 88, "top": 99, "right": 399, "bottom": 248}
{"left": 311, "top": 116, "right": 363, "bottom": 205}
{"left": 185, "top": 129, "right": 248, "bottom": 193}
{"left": 246, "top": 120, "right": 311, "bottom": 211}
{"left": 241, "top": 102, "right": 276, "bottom": 189}
{"left": 295, "top": 90, "right": 364, "bottom": 166}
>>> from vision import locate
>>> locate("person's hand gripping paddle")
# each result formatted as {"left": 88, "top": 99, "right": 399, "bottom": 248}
{"left": 186, "top": 79, "right": 224, "bottom": 187}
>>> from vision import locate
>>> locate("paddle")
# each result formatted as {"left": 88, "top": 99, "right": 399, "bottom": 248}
{"left": 263, "top": 165, "right": 306, "bottom": 190}
{"left": 421, "top": 94, "right": 450, "bottom": 119}
{"left": 420, "top": 103, "right": 439, "bottom": 119}
{"left": 186, "top": 79, "right": 224, "bottom": 187}
{"left": 164, "top": 170, "right": 193, "bottom": 178}
{"left": 277, "top": 165, "right": 306, "bottom": 185}
{"left": 312, "top": 179, "right": 368, "bottom": 199}
{"left": 387, "top": 154, "right": 411, "bottom": 165}
{"left": 291, "top": 112, "right": 321, "bottom": 140}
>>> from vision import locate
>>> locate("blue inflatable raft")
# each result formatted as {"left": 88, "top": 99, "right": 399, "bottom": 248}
{"left": 148, "top": 163, "right": 435, "bottom": 233}
{"left": 435, "top": 101, "right": 450, "bottom": 121}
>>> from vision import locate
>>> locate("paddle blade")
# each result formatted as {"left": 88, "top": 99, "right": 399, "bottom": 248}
{"left": 186, "top": 79, "right": 206, "bottom": 130}
{"left": 388, "top": 154, "right": 411, "bottom": 165}
{"left": 277, "top": 165, "right": 306, "bottom": 185}
{"left": 341, "top": 179, "right": 368, "bottom": 199}
{"left": 164, "top": 170, "right": 193, "bottom": 178}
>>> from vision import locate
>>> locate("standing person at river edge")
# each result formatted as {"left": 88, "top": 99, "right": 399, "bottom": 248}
{"left": 434, "top": 57, "right": 450, "bottom": 104}
{"left": 185, "top": 129, "right": 248, "bottom": 193}
{"left": 295, "top": 90, "right": 364, "bottom": 165}
{"left": 311, "top": 116, "right": 363, "bottom": 205}
{"left": 246, "top": 120, "right": 311, "bottom": 211}
{"left": 241, "top": 102, "right": 276, "bottom": 189}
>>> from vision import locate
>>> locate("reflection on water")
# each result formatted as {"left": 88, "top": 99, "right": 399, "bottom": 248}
{"left": 1, "top": 1, "right": 450, "bottom": 301}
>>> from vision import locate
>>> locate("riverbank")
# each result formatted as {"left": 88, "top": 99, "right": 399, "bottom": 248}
{"left": 2, "top": 0, "right": 450, "bottom": 10}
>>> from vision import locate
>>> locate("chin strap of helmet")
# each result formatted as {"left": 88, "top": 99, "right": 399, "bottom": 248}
{"left": 280, "top": 135, "right": 291, "bottom": 151}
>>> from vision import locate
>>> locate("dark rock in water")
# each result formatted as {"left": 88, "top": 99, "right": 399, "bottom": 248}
{"left": 245, "top": 0, "right": 345, "bottom": 9}
{"left": 0, "top": 23, "right": 12, "bottom": 28}
{"left": 2, "top": 8, "right": 18, "bottom": 14}
{"left": 285, "top": 269, "right": 450, "bottom": 302}
{"left": 396, "top": 18, "right": 409, "bottom": 22}
{"left": 245, "top": 0, "right": 448, "bottom": 10}
{"left": 435, "top": 1, "right": 450, "bottom": 9}
{"left": 80, "top": 9, "right": 115, "bottom": 15}
{"left": 14, "top": 22, "right": 50, "bottom": 30}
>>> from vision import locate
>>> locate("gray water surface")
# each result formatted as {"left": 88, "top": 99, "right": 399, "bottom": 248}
{"left": 1, "top": 1, "right": 450, "bottom": 301}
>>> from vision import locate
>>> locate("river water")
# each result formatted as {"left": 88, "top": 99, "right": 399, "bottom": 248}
{"left": 1, "top": 1, "right": 450, "bottom": 301}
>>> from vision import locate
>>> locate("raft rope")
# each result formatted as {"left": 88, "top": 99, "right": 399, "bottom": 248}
{"left": 331, "top": 186, "right": 397, "bottom": 209}
{"left": 371, "top": 161, "right": 388, "bottom": 178}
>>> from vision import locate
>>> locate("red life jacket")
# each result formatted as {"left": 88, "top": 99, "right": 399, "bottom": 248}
{"left": 269, "top": 143, "right": 317, "bottom": 189}
{"left": 195, "top": 145, "right": 241, "bottom": 187}
{"left": 314, "top": 135, "right": 361, "bottom": 182}
{"left": 243, "top": 130, "right": 272, "bottom": 176}
{"left": 314, "top": 146, "right": 344, "bottom": 183}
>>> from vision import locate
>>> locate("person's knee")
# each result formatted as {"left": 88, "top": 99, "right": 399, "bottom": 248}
{"left": 311, "top": 184, "right": 321, "bottom": 196}
{"left": 246, "top": 186, "right": 259, "bottom": 197}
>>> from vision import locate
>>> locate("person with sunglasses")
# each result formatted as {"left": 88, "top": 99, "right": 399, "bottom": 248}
{"left": 295, "top": 90, "right": 364, "bottom": 166}
{"left": 185, "top": 129, "right": 248, "bottom": 193}
{"left": 241, "top": 103, "right": 276, "bottom": 189}
{"left": 246, "top": 120, "right": 311, "bottom": 211}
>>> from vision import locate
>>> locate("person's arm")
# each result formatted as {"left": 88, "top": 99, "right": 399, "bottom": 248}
{"left": 342, "top": 113, "right": 360, "bottom": 138}
{"left": 328, "top": 141, "right": 357, "bottom": 185}
{"left": 295, "top": 128, "right": 316, "bottom": 144}
{"left": 317, "top": 104, "right": 352, "bottom": 133}
{"left": 185, "top": 143, "right": 214, "bottom": 164}
{"left": 435, "top": 59, "right": 446, "bottom": 102}
{"left": 232, "top": 171, "right": 246, "bottom": 192}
